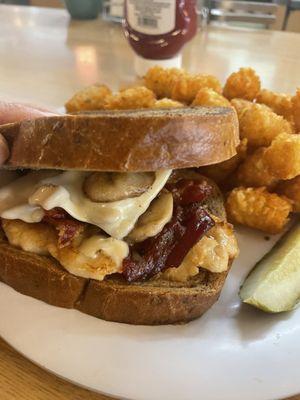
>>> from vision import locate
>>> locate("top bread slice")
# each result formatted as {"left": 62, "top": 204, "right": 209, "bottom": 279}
{"left": 0, "top": 108, "right": 239, "bottom": 172}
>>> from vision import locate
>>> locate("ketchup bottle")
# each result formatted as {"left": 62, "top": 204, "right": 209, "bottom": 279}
{"left": 123, "top": 0, "right": 198, "bottom": 76}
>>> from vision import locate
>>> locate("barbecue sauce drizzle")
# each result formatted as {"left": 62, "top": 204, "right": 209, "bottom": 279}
{"left": 122, "top": 179, "right": 215, "bottom": 282}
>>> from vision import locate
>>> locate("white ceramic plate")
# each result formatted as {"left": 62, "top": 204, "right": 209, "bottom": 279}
{"left": 0, "top": 226, "right": 299, "bottom": 400}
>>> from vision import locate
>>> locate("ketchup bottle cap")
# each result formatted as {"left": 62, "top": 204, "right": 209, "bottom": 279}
{"left": 134, "top": 54, "right": 182, "bottom": 77}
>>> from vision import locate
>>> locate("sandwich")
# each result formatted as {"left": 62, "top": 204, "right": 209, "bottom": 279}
{"left": 0, "top": 108, "right": 239, "bottom": 325}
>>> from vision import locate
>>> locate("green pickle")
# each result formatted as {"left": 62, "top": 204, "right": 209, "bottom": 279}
{"left": 240, "top": 223, "right": 300, "bottom": 313}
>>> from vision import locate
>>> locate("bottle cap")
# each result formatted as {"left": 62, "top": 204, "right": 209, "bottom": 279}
{"left": 134, "top": 54, "right": 182, "bottom": 77}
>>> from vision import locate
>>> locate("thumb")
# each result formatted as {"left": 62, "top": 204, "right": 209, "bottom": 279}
{"left": 0, "top": 101, "right": 58, "bottom": 125}
{"left": 0, "top": 134, "right": 9, "bottom": 165}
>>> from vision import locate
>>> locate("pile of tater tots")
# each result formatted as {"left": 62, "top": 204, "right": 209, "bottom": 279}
{"left": 65, "top": 66, "right": 300, "bottom": 235}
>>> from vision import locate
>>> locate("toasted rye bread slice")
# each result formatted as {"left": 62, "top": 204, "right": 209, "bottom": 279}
{"left": 0, "top": 108, "right": 239, "bottom": 172}
{"left": 0, "top": 181, "right": 231, "bottom": 325}
{"left": 0, "top": 239, "right": 229, "bottom": 325}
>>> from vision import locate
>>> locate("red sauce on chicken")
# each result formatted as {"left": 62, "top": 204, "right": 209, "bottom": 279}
{"left": 122, "top": 180, "right": 215, "bottom": 282}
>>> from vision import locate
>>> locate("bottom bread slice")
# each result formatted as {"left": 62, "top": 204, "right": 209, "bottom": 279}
{"left": 0, "top": 238, "right": 229, "bottom": 325}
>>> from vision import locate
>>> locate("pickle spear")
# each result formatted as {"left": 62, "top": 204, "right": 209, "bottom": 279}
{"left": 240, "top": 223, "right": 300, "bottom": 312}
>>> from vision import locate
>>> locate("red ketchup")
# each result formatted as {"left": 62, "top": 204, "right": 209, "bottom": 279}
{"left": 123, "top": 0, "right": 198, "bottom": 76}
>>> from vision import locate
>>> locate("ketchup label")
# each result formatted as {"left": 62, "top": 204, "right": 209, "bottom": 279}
{"left": 126, "top": 0, "right": 176, "bottom": 35}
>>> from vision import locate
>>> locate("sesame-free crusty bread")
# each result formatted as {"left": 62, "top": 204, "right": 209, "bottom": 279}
{"left": 0, "top": 239, "right": 229, "bottom": 325}
{"left": 0, "top": 185, "right": 231, "bottom": 325}
{"left": 0, "top": 108, "right": 239, "bottom": 172}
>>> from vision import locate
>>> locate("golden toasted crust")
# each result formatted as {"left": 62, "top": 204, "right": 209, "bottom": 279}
{"left": 0, "top": 108, "right": 239, "bottom": 172}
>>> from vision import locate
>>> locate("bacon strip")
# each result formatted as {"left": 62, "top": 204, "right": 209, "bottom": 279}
{"left": 42, "top": 208, "right": 85, "bottom": 248}
{"left": 166, "top": 178, "right": 213, "bottom": 205}
{"left": 122, "top": 180, "right": 215, "bottom": 282}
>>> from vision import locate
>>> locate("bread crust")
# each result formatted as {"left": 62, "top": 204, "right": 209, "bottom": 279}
{"left": 0, "top": 240, "right": 86, "bottom": 309}
{"left": 0, "top": 238, "right": 228, "bottom": 324}
{"left": 0, "top": 108, "right": 239, "bottom": 172}
{"left": 76, "top": 271, "right": 228, "bottom": 325}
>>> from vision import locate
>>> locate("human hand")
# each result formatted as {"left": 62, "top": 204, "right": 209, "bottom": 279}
{"left": 0, "top": 100, "right": 57, "bottom": 165}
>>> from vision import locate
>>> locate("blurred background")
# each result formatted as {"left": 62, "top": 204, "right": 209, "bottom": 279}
{"left": 0, "top": 0, "right": 299, "bottom": 32}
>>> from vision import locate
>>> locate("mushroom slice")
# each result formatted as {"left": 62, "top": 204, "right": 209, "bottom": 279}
{"left": 83, "top": 172, "right": 155, "bottom": 203}
{"left": 127, "top": 191, "right": 173, "bottom": 243}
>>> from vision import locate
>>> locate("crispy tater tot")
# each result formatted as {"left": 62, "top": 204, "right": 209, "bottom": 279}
{"left": 65, "top": 84, "right": 112, "bottom": 112}
{"left": 230, "top": 98, "right": 253, "bottom": 118}
{"left": 119, "top": 79, "right": 144, "bottom": 91}
{"left": 200, "top": 138, "right": 248, "bottom": 184}
{"left": 292, "top": 88, "right": 300, "bottom": 132}
{"left": 233, "top": 102, "right": 294, "bottom": 148}
{"left": 144, "top": 66, "right": 184, "bottom": 99}
{"left": 226, "top": 187, "right": 292, "bottom": 234}
{"left": 263, "top": 133, "right": 300, "bottom": 180}
{"left": 223, "top": 67, "right": 261, "bottom": 101}
{"left": 105, "top": 86, "right": 156, "bottom": 110}
{"left": 192, "top": 88, "right": 231, "bottom": 107}
{"left": 171, "top": 74, "right": 222, "bottom": 103}
{"left": 235, "top": 147, "right": 278, "bottom": 188}
{"left": 276, "top": 176, "right": 300, "bottom": 212}
{"left": 257, "top": 89, "right": 293, "bottom": 120}
{"left": 153, "top": 98, "right": 184, "bottom": 108}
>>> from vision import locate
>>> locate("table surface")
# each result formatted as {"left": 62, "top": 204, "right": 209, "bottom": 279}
{"left": 0, "top": 4, "right": 300, "bottom": 400}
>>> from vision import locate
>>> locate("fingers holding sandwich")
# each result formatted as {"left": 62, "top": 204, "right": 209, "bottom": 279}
{"left": 0, "top": 100, "right": 57, "bottom": 125}
{"left": 0, "top": 100, "right": 58, "bottom": 165}
{"left": 0, "top": 134, "right": 9, "bottom": 165}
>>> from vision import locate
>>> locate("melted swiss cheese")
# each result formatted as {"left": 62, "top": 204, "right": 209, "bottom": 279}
{"left": 0, "top": 170, "right": 172, "bottom": 239}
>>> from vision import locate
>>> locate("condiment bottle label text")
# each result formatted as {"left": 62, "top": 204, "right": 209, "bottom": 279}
{"left": 126, "top": 0, "right": 176, "bottom": 35}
